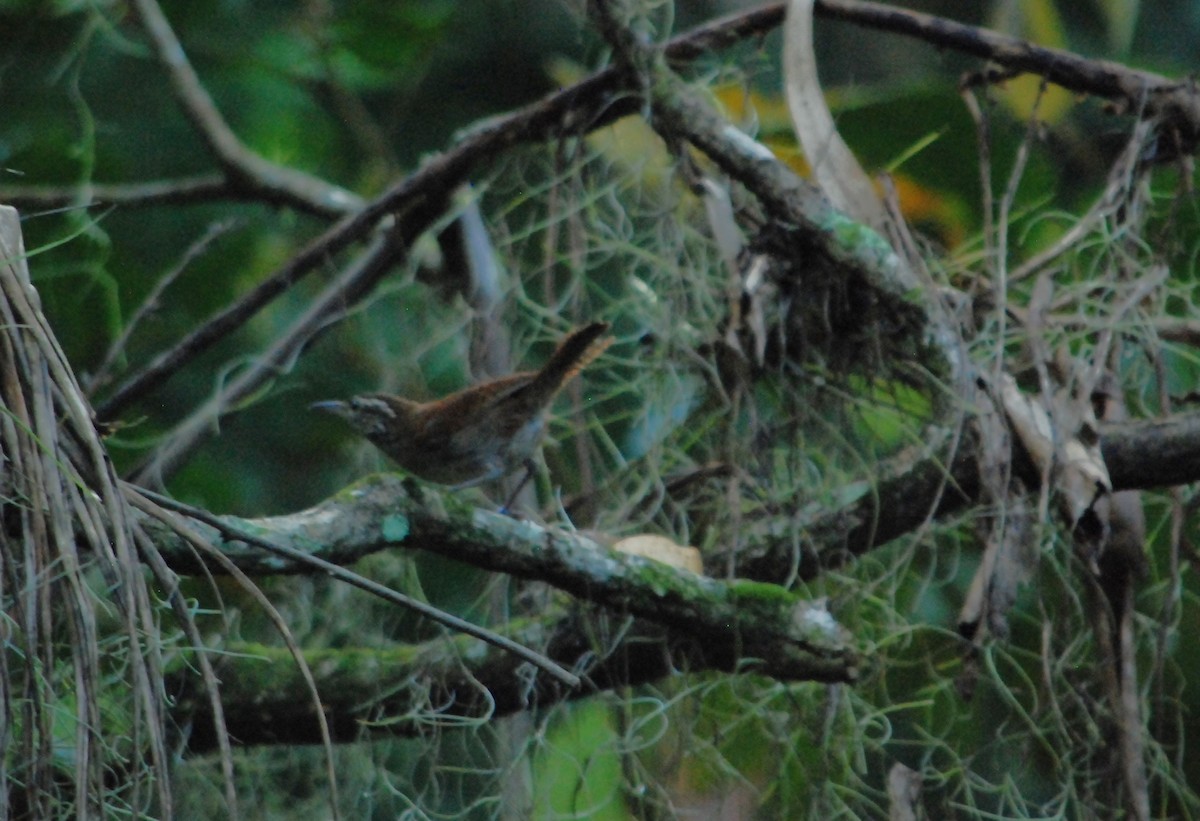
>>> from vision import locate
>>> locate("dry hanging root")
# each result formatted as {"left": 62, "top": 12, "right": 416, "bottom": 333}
{"left": 0, "top": 205, "right": 174, "bottom": 814}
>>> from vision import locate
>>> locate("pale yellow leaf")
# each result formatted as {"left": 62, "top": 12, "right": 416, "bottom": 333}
{"left": 613, "top": 534, "right": 704, "bottom": 574}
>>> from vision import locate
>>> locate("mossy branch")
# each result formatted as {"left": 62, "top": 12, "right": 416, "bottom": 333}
{"left": 142, "top": 474, "right": 858, "bottom": 685}
{"left": 170, "top": 605, "right": 848, "bottom": 752}
{"left": 141, "top": 406, "right": 1200, "bottom": 587}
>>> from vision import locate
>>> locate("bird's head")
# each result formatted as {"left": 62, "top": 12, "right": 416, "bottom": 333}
{"left": 310, "top": 396, "right": 403, "bottom": 440}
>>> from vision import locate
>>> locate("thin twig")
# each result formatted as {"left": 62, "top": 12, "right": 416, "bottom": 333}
{"left": 86, "top": 218, "right": 238, "bottom": 395}
{"left": 992, "top": 82, "right": 1042, "bottom": 381}
{"left": 959, "top": 88, "right": 995, "bottom": 284}
{"left": 1, "top": 175, "right": 232, "bottom": 212}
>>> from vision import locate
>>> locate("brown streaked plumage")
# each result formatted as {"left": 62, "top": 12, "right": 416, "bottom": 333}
{"left": 312, "top": 322, "right": 612, "bottom": 490}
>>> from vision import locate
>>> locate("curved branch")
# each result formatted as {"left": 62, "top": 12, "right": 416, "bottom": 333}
{"left": 129, "top": 0, "right": 363, "bottom": 218}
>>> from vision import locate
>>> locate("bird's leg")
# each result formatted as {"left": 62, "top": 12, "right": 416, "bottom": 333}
{"left": 498, "top": 458, "right": 537, "bottom": 515}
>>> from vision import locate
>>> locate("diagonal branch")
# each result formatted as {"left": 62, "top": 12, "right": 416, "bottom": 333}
{"left": 136, "top": 474, "right": 858, "bottom": 683}
{"left": 127, "top": 220, "right": 409, "bottom": 482}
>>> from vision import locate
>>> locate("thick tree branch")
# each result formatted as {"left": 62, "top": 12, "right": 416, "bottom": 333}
{"left": 137, "top": 411, "right": 1199, "bottom": 589}
{"left": 1099, "top": 414, "right": 1200, "bottom": 491}
{"left": 138, "top": 475, "right": 857, "bottom": 683}
{"left": 131, "top": 485, "right": 581, "bottom": 688}
{"left": 743, "top": 412, "right": 1200, "bottom": 582}
{"left": 170, "top": 609, "right": 848, "bottom": 753}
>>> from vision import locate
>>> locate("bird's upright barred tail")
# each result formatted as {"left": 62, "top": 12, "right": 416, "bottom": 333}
{"left": 531, "top": 322, "right": 613, "bottom": 396}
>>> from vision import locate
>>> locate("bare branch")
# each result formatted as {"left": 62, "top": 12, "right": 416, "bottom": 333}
{"left": 1, "top": 175, "right": 232, "bottom": 212}
{"left": 129, "top": 0, "right": 363, "bottom": 218}
{"left": 85, "top": 218, "right": 238, "bottom": 396}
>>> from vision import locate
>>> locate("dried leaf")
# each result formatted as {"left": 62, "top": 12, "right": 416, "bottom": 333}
{"left": 887, "top": 761, "right": 923, "bottom": 821}
{"left": 995, "top": 373, "right": 1111, "bottom": 530}
{"left": 742, "top": 255, "right": 773, "bottom": 368}
{"left": 700, "top": 177, "right": 744, "bottom": 279}
{"left": 702, "top": 177, "right": 772, "bottom": 369}
{"left": 613, "top": 534, "right": 704, "bottom": 574}
{"left": 959, "top": 487, "right": 1036, "bottom": 642}
{"left": 1092, "top": 374, "right": 1147, "bottom": 582}
{"left": 783, "top": 0, "right": 888, "bottom": 232}
{"left": 997, "top": 373, "right": 1054, "bottom": 467}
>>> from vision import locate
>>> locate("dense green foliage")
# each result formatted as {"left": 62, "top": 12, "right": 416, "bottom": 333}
{"left": 5, "top": 0, "right": 1200, "bottom": 818}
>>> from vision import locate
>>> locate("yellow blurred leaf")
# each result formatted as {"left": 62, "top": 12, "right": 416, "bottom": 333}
{"left": 546, "top": 57, "right": 673, "bottom": 188}
{"left": 989, "top": 0, "right": 1074, "bottom": 123}
{"left": 550, "top": 64, "right": 966, "bottom": 245}
{"left": 996, "top": 74, "right": 1074, "bottom": 124}
{"left": 717, "top": 83, "right": 965, "bottom": 246}
{"left": 713, "top": 84, "right": 794, "bottom": 135}
{"left": 1096, "top": 0, "right": 1139, "bottom": 55}
{"left": 613, "top": 534, "right": 704, "bottom": 574}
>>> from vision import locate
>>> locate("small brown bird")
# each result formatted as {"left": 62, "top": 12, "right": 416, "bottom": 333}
{"left": 312, "top": 322, "right": 612, "bottom": 501}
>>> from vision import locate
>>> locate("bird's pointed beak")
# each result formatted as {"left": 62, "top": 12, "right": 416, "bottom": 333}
{"left": 309, "top": 400, "right": 349, "bottom": 416}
